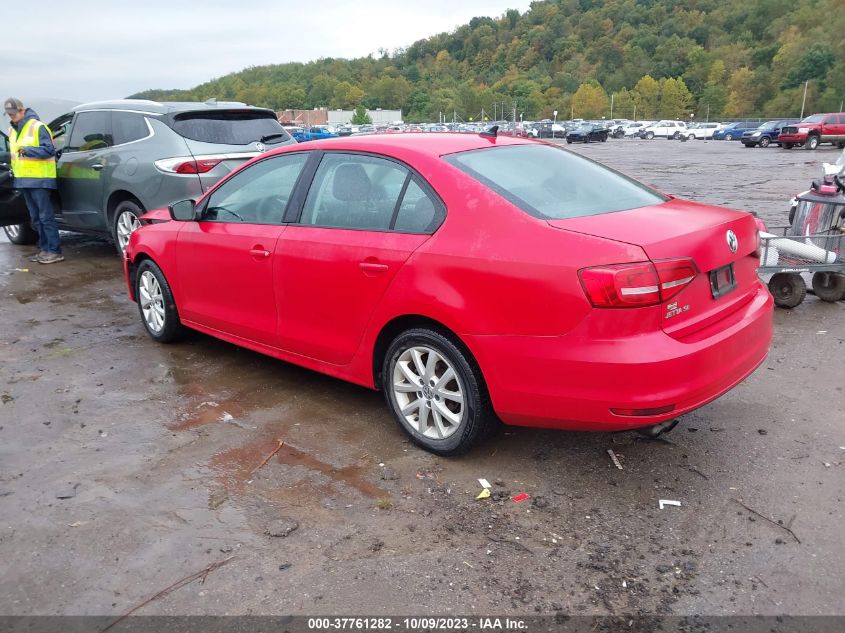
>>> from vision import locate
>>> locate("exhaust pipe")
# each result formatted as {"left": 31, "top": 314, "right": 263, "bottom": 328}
{"left": 636, "top": 419, "right": 679, "bottom": 438}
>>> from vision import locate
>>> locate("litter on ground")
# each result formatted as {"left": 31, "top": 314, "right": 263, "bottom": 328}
{"left": 658, "top": 499, "right": 682, "bottom": 509}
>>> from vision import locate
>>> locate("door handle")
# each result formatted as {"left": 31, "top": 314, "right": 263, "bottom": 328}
{"left": 91, "top": 163, "right": 104, "bottom": 171}
{"left": 249, "top": 248, "right": 270, "bottom": 258}
{"left": 359, "top": 261, "right": 389, "bottom": 274}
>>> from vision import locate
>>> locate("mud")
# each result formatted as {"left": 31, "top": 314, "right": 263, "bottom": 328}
{"left": 0, "top": 140, "right": 842, "bottom": 618}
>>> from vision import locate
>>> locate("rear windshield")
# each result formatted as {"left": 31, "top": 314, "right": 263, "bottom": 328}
{"left": 445, "top": 144, "right": 667, "bottom": 220}
{"left": 172, "top": 111, "right": 291, "bottom": 145}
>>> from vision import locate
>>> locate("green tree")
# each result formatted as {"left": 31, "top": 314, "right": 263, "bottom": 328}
{"left": 659, "top": 77, "right": 693, "bottom": 118}
{"left": 351, "top": 105, "right": 372, "bottom": 125}
{"left": 572, "top": 82, "right": 609, "bottom": 119}
{"left": 633, "top": 75, "right": 660, "bottom": 119}
{"left": 725, "top": 68, "right": 756, "bottom": 117}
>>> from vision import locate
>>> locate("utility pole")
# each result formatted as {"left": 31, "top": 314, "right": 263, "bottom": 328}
{"left": 633, "top": 104, "right": 637, "bottom": 121}
{"left": 706, "top": 103, "right": 710, "bottom": 122}
{"left": 610, "top": 93, "right": 614, "bottom": 120}
{"left": 553, "top": 110, "right": 558, "bottom": 140}
{"left": 800, "top": 80, "right": 809, "bottom": 119}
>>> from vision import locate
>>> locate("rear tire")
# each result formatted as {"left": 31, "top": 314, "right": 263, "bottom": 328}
{"left": 134, "top": 259, "right": 185, "bottom": 343}
{"left": 768, "top": 273, "right": 806, "bottom": 308}
{"left": 3, "top": 223, "right": 38, "bottom": 245}
{"left": 382, "top": 328, "right": 493, "bottom": 456}
{"left": 804, "top": 135, "right": 819, "bottom": 150}
{"left": 113, "top": 199, "right": 144, "bottom": 255}
{"left": 811, "top": 272, "right": 845, "bottom": 302}
{"left": 783, "top": 143, "right": 793, "bottom": 149}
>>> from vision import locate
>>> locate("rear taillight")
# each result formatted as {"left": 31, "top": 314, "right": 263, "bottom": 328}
{"left": 579, "top": 259, "right": 698, "bottom": 308}
{"left": 154, "top": 156, "right": 223, "bottom": 174}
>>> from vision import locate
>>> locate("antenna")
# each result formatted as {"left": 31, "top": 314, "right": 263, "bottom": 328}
{"left": 480, "top": 125, "right": 499, "bottom": 138}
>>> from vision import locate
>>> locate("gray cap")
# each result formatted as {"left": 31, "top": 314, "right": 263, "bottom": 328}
{"left": 4, "top": 97, "right": 24, "bottom": 113}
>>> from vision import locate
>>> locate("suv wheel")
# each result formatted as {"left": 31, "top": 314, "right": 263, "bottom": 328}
{"left": 113, "top": 199, "right": 144, "bottom": 255}
{"left": 382, "top": 328, "right": 493, "bottom": 456}
{"left": 782, "top": 143, "right": 793, "bottom": 149}
{"left": 804, "top": 135, "right": 819, "bottom": 150}
{"left": 3, "top": 223, "right": 38, "bottom": 245}
{"left": 759, "top": 136, "right": 771, "bottom": 148}
{"left": 645, "top": 131, "right": 654, "bottom": 140}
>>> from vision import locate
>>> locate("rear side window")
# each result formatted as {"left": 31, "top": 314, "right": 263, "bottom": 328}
{"left": 445, "top": 144, "right": 667, "bottom": 220}
{"left": 393, "top": 178, "right": 439, "bottom": 233}
{"left": 300, "top": 154, "right": 408, "bottom": 231}
{"left": 112, "top": 112, "right": 149, "bottom": 145}
{"left": 66, "top": 111, "right": 113, "bottom": 151}
{"left": 172, "top": 111, "right": 291, "bottom": 145}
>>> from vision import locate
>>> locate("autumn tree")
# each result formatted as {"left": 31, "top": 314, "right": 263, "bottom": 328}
{"left": 572, "top": 82, "right": 609, "bottom": 119}
{"left": 659, "top": 77, "right": 693, "bottom": 118}
{"left": 633, "top": 75, "right": 660, "bottom": 119}
{"left": 725, "top": 68, "right": 756, "bottom": 117}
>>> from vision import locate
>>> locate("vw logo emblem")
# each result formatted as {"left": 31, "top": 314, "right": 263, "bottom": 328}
{"left": 255, "top": 142, "right": 266, "bottom": 152}
{"left": 726, "top": 230, "right": 738, "bottom": 253}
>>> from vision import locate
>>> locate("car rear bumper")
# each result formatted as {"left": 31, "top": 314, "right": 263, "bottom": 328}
{"left": 467, "top": 281, "right": 773, "bottom": 432}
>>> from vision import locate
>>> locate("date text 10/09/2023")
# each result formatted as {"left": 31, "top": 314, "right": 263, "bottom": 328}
{"left": 307, "top": 617, "right": 528, "bottom": 631}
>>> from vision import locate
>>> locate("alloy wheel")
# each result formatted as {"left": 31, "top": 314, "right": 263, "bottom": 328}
{"left": 116, "top": 211, "right": 141, "bottom": 252}
{"left": 138, "top": 271, "right": 166, "bottom": 333}
{"left": 392, "top": 346, "right": 465, "bottom": 440}
{"left": 5, "top": 224, "right": 21, "bottom": 240}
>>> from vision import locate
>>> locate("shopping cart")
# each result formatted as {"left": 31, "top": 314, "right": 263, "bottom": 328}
{"left": 760, "top": 227, "right": 845, "bottom": 308}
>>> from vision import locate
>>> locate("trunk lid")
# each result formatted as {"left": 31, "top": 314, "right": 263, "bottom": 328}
{"left": 549, "top": 198, "right": 761, "bottom": 340}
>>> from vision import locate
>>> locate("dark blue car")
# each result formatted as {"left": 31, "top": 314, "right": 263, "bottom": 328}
{"left": 291, "top": 126, "right": 338, "bottom": 143}
{"left": 740, "top": 120, "right": 799, "bottom": 148}
{"left": 712, "top": 123, "right": 758, "bottom": 141}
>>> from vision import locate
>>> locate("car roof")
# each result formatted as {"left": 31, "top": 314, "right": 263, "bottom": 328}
{"left": 268, "top": 132, "right": 533, "bottom": 159}
{"left": 71, "top": 98, "right": 272, "bottom": 116}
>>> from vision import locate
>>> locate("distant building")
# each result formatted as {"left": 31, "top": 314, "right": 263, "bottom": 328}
{"left": 327, "top": 109, "right": 402, "bottom": 125}
{"left": 277, "top": 107, "right": 403, "bottom": 127}
{"left": 277, "top": 108, "right": 328, "bottom": 126}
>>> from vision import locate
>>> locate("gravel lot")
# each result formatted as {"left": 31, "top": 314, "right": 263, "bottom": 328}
{"left": 0, "top": 139, "right": 843, "bottom": 623}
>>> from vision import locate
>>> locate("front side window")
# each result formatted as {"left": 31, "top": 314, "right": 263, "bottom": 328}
{"left": 300, "top": 154, "right": 409, "bottom": 230}
{"left": 203, "top": 153, "right": 308, "bottom": 224}
{"left": 47, "top": 114, "right": 73, "bottom": 151}
{"left": 66, "top": 111, "right": 113, "bottom": 151}
{"left": 445, "top": 144, "right": 667, "bottom": 220}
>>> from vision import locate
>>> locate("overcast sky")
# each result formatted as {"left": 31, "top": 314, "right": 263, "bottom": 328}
{"left": 4, "top": 1, "right": 532, "bottom": 104}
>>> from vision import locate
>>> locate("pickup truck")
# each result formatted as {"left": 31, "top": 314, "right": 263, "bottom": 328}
{"left": 778, "top": 113, "right": 845, "bottom": 150}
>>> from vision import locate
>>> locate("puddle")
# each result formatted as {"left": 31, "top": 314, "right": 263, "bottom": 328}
{"left": 211, "top": 436, "right": 387, "bottom": 500}
{"left": 168, "top": 393, "right": 248, "bottom": 431}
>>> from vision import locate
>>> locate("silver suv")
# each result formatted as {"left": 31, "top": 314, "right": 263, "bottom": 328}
{"left": 0, "top": 99, "right": 295, "bottom": 252}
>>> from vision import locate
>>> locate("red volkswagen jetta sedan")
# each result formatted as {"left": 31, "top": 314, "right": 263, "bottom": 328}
{"left": 124, "top": 133, "right": 773, "bottom": 455}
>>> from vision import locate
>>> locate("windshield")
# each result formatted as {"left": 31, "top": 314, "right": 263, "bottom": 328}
{"left": 801, "top": 115, "right": 824, "bottom": 124}
{"left": 172, "top": 110, "right": 291, "bottom": 145}
{"left": 758, "top": 121, "right": 779, "bottom": 130}
{"left": 445, "top": 144, "right": 667, "bottom": 220}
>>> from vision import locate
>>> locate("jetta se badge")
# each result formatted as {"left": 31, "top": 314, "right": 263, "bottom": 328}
{"left": 726, "top": 230, "right": 738, "bottom": 253}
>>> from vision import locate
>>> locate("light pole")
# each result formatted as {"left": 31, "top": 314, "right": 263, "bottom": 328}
{"left": 800, "top": 80, "right": 809, "bottom": 119}
{"left": 610, "top": 93, "right": 614, "bottom": 120}
{"left": 553, "top": 110, "right": 558, "bottom": 140}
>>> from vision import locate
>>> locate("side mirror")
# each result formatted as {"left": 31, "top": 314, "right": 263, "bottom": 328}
{"left": 168, "top": 199, "right": 196, "bottom": 221}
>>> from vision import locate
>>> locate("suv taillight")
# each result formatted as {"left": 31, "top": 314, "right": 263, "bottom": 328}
{"left": 154, "top": 157, "right": 223, "bottom": 174}
{"left": 579, "top": 259, "right": 698, "bottom": 308}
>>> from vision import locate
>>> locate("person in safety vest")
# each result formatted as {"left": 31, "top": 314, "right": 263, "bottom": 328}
{"left": 5, "top": 97, "right": 63, "bottom": 264}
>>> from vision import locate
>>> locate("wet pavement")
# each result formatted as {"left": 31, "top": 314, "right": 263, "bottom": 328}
{"left": 0, "top": 140, "right": 843, "bottom": 618}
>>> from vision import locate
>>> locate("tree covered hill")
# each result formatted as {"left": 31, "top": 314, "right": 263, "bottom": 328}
{"left": 131, "top": 0, "right": 844, "bottom": 122}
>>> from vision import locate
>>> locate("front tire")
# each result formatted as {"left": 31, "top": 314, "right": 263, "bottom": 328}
{"left": 382, "top": 328, "right": 493, "bottom": 456}
{"left": 3, "top": 223, "right": 38, "bottom": 245}
{"left": 768, "top": 273, "right": 806, "bottom": 308}
{"left": 113, "top": 199, "right": 144, "bottom": 255}
{"left": 811, "top": 272, "right": 845, "bottom": 302}
{"left": 645, "top": 132, "right": 654, "bottom": 140}
{"left": 134, "top": 260, "right": 185, "bottom": 343}
{"left": 725, "top": 133, "right": 734, "bottom": 141}
{"left": 804, "top": 136, "right": 819, "bottom": 150}
{"left": 759, "top": 136, "right": 771, "bottom": 148}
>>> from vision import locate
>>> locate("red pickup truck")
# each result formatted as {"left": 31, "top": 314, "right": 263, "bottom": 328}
{"left": 778, "top": 113, "right": 845, "bottom": 150}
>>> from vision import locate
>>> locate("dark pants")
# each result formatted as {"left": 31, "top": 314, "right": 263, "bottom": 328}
{"left": 22, "top": 188, "right": 61, "bottom": 254}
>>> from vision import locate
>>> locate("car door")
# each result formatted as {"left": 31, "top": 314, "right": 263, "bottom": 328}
{"left": 57, "top": 110, "right": 111, "bottom": 229}
{"left": 0, "top": 131, "right": 31, "bottom": 227}
{"left": 274, "top": 152, "right": 438, "bottom": 365}
{"left": 176, "top": 151, "right": 310, "bottom": 345}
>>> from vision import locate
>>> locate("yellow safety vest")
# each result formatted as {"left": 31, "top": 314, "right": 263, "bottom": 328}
{"left": 8, "top": 119, "right": 57, "bottom": 180}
